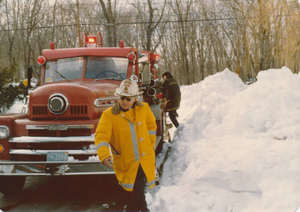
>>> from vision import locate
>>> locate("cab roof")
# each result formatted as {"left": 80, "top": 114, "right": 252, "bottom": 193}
{"left": 42, "top": 47, "right": 138, "bottom": 60}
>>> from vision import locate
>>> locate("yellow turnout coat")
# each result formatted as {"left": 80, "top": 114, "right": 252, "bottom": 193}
{"left": 95, "top": 101, "right": 157, "bottom": 191}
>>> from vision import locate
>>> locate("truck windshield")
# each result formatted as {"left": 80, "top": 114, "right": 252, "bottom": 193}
{"left": 44, "top": 57, "right": 83, "bottom": 83}
{"left": 85, "top": 56, "right": 127, "bottom": 80}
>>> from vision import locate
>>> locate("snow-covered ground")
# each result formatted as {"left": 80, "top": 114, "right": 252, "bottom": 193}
{"left": 149, "top": 67, "right": 300, "bottom": 212}
{"left": 6, "top": 67, "right": 300, "bottom": 211}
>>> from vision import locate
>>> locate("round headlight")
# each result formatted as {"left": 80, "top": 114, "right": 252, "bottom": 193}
{"left": 0, "top": 126, "right": 10, "bottom": 139}
{"left": 48, "top": 93, "right": 69, "bottom": 115}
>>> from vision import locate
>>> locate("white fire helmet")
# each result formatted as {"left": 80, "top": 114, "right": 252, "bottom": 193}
{"left": 115, "top": 78, "right": 143, "bottom": 96}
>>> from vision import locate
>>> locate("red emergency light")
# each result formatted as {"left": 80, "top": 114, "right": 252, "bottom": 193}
{"left": 81, "top": 32, "right": 103, "bottom": 47}
{"left": 127, "top": 52, "right": 136, "bottom": 62}
{"left": 152, "top": 54, "right": 160, "bottom": 61}
{"left": 37, "top": 56, "right": 46, "bottom": 65}
{"left": 87, "top": 36, "right": 96, "bottom": 43}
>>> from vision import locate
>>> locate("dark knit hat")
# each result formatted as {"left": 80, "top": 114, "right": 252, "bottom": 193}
{"left": 162, "top": 70, "right": 172, "bottom": 77}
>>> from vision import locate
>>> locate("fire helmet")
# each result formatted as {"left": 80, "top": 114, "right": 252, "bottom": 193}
{"left": 115, "top": 78, "right": 143, "bottom": 96}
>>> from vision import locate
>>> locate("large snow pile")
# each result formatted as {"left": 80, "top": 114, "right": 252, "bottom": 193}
{"left": 150, "top": 67, "right": 300, "bottom": 212}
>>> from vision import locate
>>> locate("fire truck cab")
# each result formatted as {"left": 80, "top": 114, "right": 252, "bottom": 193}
{"left": 0, "top": 33, "right": 170, "bottom": 196}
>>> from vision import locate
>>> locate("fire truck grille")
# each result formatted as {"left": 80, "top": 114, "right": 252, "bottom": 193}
{"left": 70, "top": 105, "right": 88, "bottom": 115}
{"left": 31, "top": 105, "right": 88, "bottom": 117}
{"left": 33, "top": 106, "right": 48, "bottom": 115}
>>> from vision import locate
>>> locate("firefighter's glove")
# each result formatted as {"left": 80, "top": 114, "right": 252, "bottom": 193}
{"left": 160, "top": 97, "right": 167, "bottom": 103}
{"left": 163, "top": 98, "right": 169, "bottom": 107}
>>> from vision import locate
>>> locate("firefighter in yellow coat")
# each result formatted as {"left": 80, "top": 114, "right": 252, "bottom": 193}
{"left": 95, "top": 78, "right": 156, "bottom": 212}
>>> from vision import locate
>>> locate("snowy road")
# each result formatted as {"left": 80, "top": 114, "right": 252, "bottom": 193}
{"left": 0, "top": 175, "right": 127, "bottom": 211}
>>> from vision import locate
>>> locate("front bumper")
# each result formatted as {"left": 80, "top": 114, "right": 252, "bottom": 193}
{"left": 0, "top": 160, "right": 114, "bottom": 176}
{"left": 0, "top": 133, "right": 164, "bottom": 176}
{"left": 0, "top": 135, "right": 114, "bottom": 176}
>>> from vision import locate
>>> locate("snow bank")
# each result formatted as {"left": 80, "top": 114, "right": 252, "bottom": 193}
{"left": 150, "top": 67, "right": 300, "bottom": 212}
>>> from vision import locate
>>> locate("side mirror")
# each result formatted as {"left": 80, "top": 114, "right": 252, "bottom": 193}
{"left": 27, "top": 67, "right": 38, "bottom": 88}
{"left": 30, "top": 77, "right": 38, "bottom": 88}
{"left": 141, "top": 61, "right": 151, "bottom": 84}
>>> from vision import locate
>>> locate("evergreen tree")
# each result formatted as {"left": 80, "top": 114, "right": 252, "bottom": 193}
{"left": 0, "top": 63, "right": 21, "bottom": 114}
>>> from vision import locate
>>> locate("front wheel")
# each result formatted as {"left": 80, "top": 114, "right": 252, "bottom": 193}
{"left": 0, "top": 176, "right": 26, "bottom": 196}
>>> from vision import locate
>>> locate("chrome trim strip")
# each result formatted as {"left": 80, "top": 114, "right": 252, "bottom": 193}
{"left": 0, "top": 161, "right": 115, "bottom": 176}
{"left": 94, "top": 97, "right": 118, "bottom": 108}
{"left": 9, "top": 135, "right": 95, "bottom": 143}
{"left": 9, "top": 149, "right": 97, "bottom": 155}
{"left": 0, "top": 172, "right": 115, "bottom": 176}
{"left": 96, "top": 104, "right": 115, "bottom": 108}
{"left": 26, "top": 124, "right": 94, "bottom": 130}
{"left": 97, "top": 97, "right": 119, "bottom": 101}
{"left": 0, "top": 161, "right": 100, "bottom": 165}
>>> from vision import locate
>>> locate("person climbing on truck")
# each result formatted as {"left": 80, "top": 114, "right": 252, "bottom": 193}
{"left": 161, "top": 70, "right": 181, "bottom": 128}
{"left": 95, "top": 78, "right": 156, "bottom": 212}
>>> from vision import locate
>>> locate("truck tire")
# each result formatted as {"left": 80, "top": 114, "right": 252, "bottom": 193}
{"left": 0, "top": 176, "right": 26, "bottom": 196}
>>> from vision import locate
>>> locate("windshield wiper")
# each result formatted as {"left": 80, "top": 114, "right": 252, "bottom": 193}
{"left": 55, "top": 70, "right": 71, "bottom": 82}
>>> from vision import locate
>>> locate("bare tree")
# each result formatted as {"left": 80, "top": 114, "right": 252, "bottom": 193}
{"left": 98, "top": 0, "right": 117, "bottom": 47}
{"left": 3, "top": 0, "right": 20, "bottom": 67}
{"left": 130, "top": 0, "right": 166, "bottom": 51}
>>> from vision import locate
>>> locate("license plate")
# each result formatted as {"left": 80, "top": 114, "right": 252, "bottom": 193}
{"left": 47, "top": 152, "right": 69, "bottom": 162}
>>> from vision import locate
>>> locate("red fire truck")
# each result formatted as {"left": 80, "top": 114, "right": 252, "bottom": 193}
{"left": 0, "top": 32, "right": 170, "bottom": 196}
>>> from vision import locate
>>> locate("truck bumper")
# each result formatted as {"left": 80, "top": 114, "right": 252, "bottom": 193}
{"left": 0, "top": 160, "right": 114, "bottom": 176}
{"left": 0, "top": 134, "right": 163, "bottom": 176}
{"left": 0, "top": 135, "right": 114, "bottom": 176}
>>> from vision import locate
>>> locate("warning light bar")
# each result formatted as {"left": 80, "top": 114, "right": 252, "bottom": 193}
{"left": 82, "top": 32, "right": 103, "bottom": 47}
{"left": 87, "top": 37, "right": 96, "bottom": 43}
